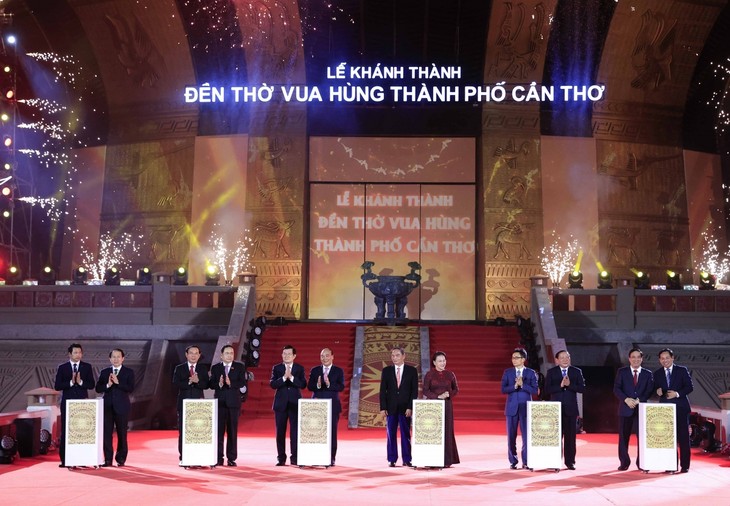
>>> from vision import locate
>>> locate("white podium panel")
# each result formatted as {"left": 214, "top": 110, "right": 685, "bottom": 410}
{"left": 181, "top": 399, "right": 218, "bottom": 467}
{"left": 639, "top": 403, "right": 677, "bottom": 472}
{"left": 297, "top": 399, "right": 332, "bottom": 466}
{"left": 412, "top": 400, "right": 445, "bottom": 468}
{"left": 527, "top": 401, "right": 562, "bottom": 471}
{"left": 65, "top": 399, "right": 103, "bottom": 467}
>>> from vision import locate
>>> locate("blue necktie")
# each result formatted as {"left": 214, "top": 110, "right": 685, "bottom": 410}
{"left": 73, "top": 363, "right": 78, "bottom": 374}
{"left": 666, "top": 368, "right": 671, "bottom": 386}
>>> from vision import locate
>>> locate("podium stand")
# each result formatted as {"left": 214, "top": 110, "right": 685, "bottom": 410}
{"left": 527, "top": 401, "right": 562, "bottom": 471}
{"left": 639, "top": 403, "right": 677, "bottom": 472}
{"left": 65, "top": 399, "right": 104, "bottom": 468}
{"left": 412, "top": 399, "right": 445, "bottom": 468}
{"left": 297, "top": 399, "right": 332, "bottom": 466}
{"left": 181, "top": 399, "right": 218, "bottom": 467}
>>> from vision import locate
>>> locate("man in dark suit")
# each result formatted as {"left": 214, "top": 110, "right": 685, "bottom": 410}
{"left": 379, "top": 346, "right": 419, "bottom": 467}
{"left": 654, "top": 347, "right": 694, "bottom": 473}
{"left": 545, "top": 349, "right": 585, "bottom": 470}
{"left": 95, "top": 348, "right": 135, "bottom": 467}
{"left": 270, "top": 344, "right": 306, "bottom": 466}
{"left": 210, "top": 344, "right": 247, "bottom": 466}
{"left": 307, "top": 347, "right": 345, "bottom": 466}
{"left": 613, "top": 347, "right": 653, "bottom": 471}
{"left": 172, "top": 345, "right": 209, "bottom": 462}
{"left": 54, "top": 342, "right": 95, "bottom": 467}
{"left": 501, "top": 348, "right": 538, "bottom": 470}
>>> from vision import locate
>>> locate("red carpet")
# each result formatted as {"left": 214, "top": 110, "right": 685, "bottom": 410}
{"left": 4, "top": 419, "right": 729, "bottom": 505}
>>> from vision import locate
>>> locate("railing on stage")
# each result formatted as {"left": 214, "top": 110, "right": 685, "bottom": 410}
{"left": 0, "top": 283, "right": 239, "bottom": 326}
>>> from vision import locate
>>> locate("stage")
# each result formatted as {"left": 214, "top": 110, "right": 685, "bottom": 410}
{"left": 4, "top": 419, "right": 728, "bottom": 505}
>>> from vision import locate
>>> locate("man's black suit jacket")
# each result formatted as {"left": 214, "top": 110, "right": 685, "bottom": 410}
{"left": 54, "top": 361, "right": 95, "bottom": 403}
{"left": 379, "top": 364, "right": 419, "bottom": 415}
{"left": 653, "top": 364, "right": 693, "bottom": 411}
{"left": 307, "top": 364, "right": 345, "bottom": 415}
{"left": 270, "top": 362, "right": 306, "bottom": 412}
{"left": 210, "top": 361, "right": 247, "bottom": 408}
{"left": 95, "top": 365, "right": 135, "bottom": 415}
{"left": 545, "top": 365, "right": 586, "bottom": 416}
{"left": 172, "top": 362, "right": 210, "bottom": 412}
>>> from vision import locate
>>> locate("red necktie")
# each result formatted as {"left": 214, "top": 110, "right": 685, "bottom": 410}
{"left": 189, "top": 365, "right": 195, "bottom": 377}
{"left": 633, "top": 370, "right": 638, "bottom": 386}
{"left": 396, "top": 367, "right": 402, "bottom": 388}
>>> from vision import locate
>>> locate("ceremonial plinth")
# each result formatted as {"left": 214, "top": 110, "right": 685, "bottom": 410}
{"left": 527, "top": 401, "right": 562, "bottom": 471}
{"left": 297, "top": 399, "right": 332, "bottom": 466}
{"left": 412, "top": 399, "right": 445, "bottom": 468}
{"left": 64, "top": 399, "right": 103, "bottom": 467}
{"left": 639, "top": 403, "right": 677, "bottom": 472}
{"left": 181, "top": 399, "right": 218, "bottom": 467}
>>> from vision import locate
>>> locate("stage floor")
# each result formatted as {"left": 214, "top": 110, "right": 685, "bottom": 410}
{"left": 4, "top": 419, "right": 729, "bottom": 505}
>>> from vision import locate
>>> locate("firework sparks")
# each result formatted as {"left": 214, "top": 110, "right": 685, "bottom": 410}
{"left": 696, "top": 230, "right": 730, "bottom": 284}
{"left": 540, "top": 232, "right": 581, "bottom": 287}
{"left": 208, "top": 227, "right": 254, "bottom": 283}
{"left": 79, "top": 232, "right": 142, "bottom": 281}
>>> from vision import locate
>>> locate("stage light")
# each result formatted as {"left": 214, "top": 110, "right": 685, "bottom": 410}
{"left": 39, "top": 429, "right": 51, "bottom": 455}
{"left": 104, "top": 266, "right": 120, "bottom": 286}
{"left": 1, "top": 112, "right": 8, "bottom": 122}
{"left": 3, "top": 135, "right": 11, "bottom": 147}
{"left": 136, "top": 267, "right": 152, "bottom": 285}
{"left": 204, "top": 264, "right": 220, "bottom": 286}
{"left": 244, "top": 317, "right": 265, "bottom": 367}
{"left": 6, "top": 35, "right": 16, "bottom": 45}
{"left": 634, "top": 271, "right": 650, "bottom": 289}
{"left": 173, "top": 266, "right": 188, "bottom": 285}
{"left": 666, "top": 271, "right": 682, "bottom": 290}
{"left": 1, "top": 210, "right": 9, "bottom": 218}
{"left": 6, "top": 265, "right": 21, "bottom": 285}
{"left": 2, "top": 66, "right": 10, "bottom": 74}
{"left": 597, "top": 270, "right": 613, "bottom": 289}
{"left": 1, "top": 185, "right": 11, "bottom": 197}
{"left": 38, "top": 266, "right": 56, "bottom": 285}
{"left": 4, "top": 89, "right": 12, "bottom": 100}
{"left": 72, "top": 266, "right": 88, "bottom": 285}
{"left": 568, "top": 270, "right": 583, "bottom": 289}
{"left": 699, "top": 271, "right": 715, "bottom": 290}
{"left": 0, "top": 434, "right": 17, "bottom": 464}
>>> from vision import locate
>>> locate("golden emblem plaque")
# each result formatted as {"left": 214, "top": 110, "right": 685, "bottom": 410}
{"left": 645, "top": 405, "right": 675, "bottom": 449}
{"left": 67, "top": 402, "right": 97, "bottom": 445}
{"left": 184, "top": 401, "right": 213, "bottom": 445}
{"left": 300, "top": 401, "right": 328, "bottom": 444}
{"left": 414, "top": 402, "right": 443, "bottom": 445}
{"left": 530, "top": 402, "right": 560, "bottom": 447}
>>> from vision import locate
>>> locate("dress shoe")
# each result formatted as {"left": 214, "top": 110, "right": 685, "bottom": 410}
{"left": 58, "top": 463, "right": 66, "bottom": 468}
{"left": 510, "top": 463, "right": 518, "bottom": 470}
{"left": 330, "top": 460, "right": 336, "bottom": 467}
{"left": 566, "top": 464, "right": 576, "bottom": 470}
{"left": 100, "top": 462, "right": 112, "bottom": 467}
{"left": 680, "top": 468, "right": 688, "bottom": 473}
{"left": 617, "top": 465, "right": 629, "bottom": 471}
{"left": 116, "top": 462, "right": 125, "bottom": 467}
{"left": 389, "top": 462, "right": 396, "bottom": 467}
{"left": 403, "top": 462, "right": 413, "bottom": 467}
{"left": 275, "top": 461, "right": 286, "bottom": 466}
{"left": 290, "top": 460, "right": 297, "bottom": 466}
{"left": 227, "top": 461, "right": 237, "bottom": 467}
{"left": 522, "top": 464, "right": 531, "bottom": 470}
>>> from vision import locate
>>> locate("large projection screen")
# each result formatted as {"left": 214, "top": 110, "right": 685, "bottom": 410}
{"left": 308, "top": 137, "right": 475, "bottom": 320}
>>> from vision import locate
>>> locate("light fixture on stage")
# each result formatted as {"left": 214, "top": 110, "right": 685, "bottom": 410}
{"left": 634, "top": 271, "right": 650, "bottom": 289}
{"left": 204, "top": 264, "right": 220, "bottom": 286}
{"left": 597, "top": 270, "right": 613, "bottom": 289}
{"left": 0, "top": 434, "right": 17, "bottom": 464}
{"left": 666, "top": 271, "right": 682, "bottom": 290}
{"left": 568, "top": 270, "right": 583, "bottom": 289}
{"left": 3, "top": 135, "right": 11, "bottom": 147}
{"left": 72, "top": 266, "right": 88, "bottom": 285}
{"left": 173, "top": 266, "right": 188, "bottom": 285}
{"left": 6, "top": 265, "right": 21, "bottom": 285}
{"left": 244, "top": 317, "right": 266, "bottom": 368}
{"left": 1, "top": 185, "right": 11, "bottom": 198}
{"left": 136, "top": 267, "right": 152, "bottom": 285}
{"left": 104, "top": 266, "right": 120, "bottom": 286}
{"left": 699, "top": 271, "right": 715, "bottom": 290}
{"left": 38, "top": 266, "right": 56, "bottom": 286}
{"left": 39, "top": 429, "right": 51, "bottom": 455}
